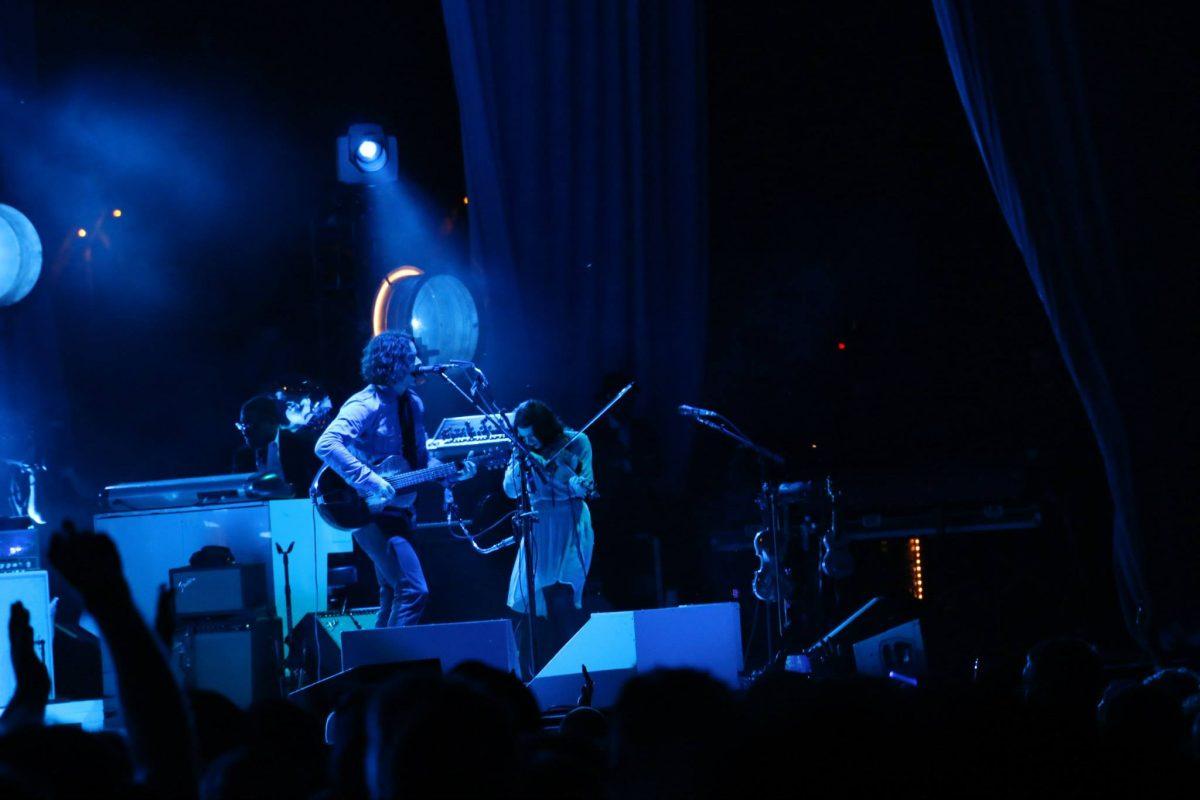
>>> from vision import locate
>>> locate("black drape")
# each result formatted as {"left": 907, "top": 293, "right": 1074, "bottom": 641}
{"left": 933, "top": 1, "right": 1200, "bottom": 658}
{"left": 1, "top": 0, "right": 65, "bottom": 466}
{"left": 441, "top": 0, "right": 707, "bottom": 479}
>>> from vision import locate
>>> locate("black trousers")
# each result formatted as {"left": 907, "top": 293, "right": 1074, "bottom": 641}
{"left": 524, "top": 582, "right": 584, "bottom": 674}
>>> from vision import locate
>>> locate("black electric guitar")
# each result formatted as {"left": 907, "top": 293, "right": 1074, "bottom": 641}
{"left": 311, "top": 452, "right": 506, "bottom": 530}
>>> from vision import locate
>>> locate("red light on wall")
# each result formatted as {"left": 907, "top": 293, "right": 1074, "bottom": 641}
{"left": 836, "top": 341, "right": 847, "bottom": 351}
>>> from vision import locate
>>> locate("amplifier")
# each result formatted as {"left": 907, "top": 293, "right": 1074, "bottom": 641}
{"left": 0, "top": 557, "right": 39, "bottom": 573}
{"left": 170, "top": 564, "right": 268, "bottom": 619}
{"left": 173, "top": 617, "right": 282, "bottom": 708}
{"left": 0, "top": 571, "right": 54, "bottom": 702}
{"left": 287, "top": 608, "right": 378, "bottom": 682}
{"left": 0, "top": 526, "right": 39, "bottom": 572}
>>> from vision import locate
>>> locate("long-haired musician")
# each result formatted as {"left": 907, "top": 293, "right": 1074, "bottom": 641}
{"left": 504, "top": 399, "right": 596, "bottom": 662}
{"left": 315, "top": 331, "right": 475, "bottom": 628}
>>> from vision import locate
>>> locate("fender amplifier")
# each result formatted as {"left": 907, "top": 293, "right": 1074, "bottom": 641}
{"left": 170, "top": 564, "right": 268, "bottom": 619}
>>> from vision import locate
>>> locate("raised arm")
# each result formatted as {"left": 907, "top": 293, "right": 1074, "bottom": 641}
{"left": 48, "top": 521, "right": 198, "bottom": 799}
{"left": 0, "top": 601, "right": 51, "bottom": 733}
{"left": 314, "top": 396, "right": 390, "bottom": 498}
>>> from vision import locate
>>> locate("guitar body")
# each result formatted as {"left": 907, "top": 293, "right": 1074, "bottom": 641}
{"left": 312, "top": 455, "right": 418, "bottom": 530}
{"left": 311, "top": 451, "right": 508, "bottom": 531}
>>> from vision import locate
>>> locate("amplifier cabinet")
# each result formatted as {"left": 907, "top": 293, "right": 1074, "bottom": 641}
{"left": 172, "top": 617, "right": 282, "bottom": 708}
{"left": 0, "top": 571, "right": 54, "bottom": 701}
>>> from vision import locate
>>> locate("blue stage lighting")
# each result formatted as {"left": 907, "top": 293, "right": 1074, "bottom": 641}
{"left": 0, "top": 205, "right": 43, "bottom": 307}
{"left": 356, "top": 139, "right": 382, "bottom": 163}
{"left": 338, "top": 124, "right": 398, "bottom": 184}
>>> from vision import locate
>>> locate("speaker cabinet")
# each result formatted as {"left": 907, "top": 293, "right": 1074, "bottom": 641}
{"left": 173, "top": 617, "right": 281, "bottom": 708}
{"left": 342, "top": 618, "right": 519, "bottom": 675}
{"left": 852, "top": 619, "right": 927, "bottom": 678}
{"left": 287, "top": 609, "right": 379, "bottom": 682}
{"left": 0, "top": 571, "right": 54, "bottom": 701}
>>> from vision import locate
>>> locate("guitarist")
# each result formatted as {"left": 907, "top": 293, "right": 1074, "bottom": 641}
{"left": 314, "top": 331, "right": 476, "bottom": 628}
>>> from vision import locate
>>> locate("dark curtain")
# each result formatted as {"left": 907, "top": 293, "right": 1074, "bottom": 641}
{"left": 441, "top": 0, "right": 707, "bottom": 477}
{"left": 933, "top": 1, "right": 1199, "bottom": 658}
{"left": 1, "top": 0, "right": 62, "bottom": 465}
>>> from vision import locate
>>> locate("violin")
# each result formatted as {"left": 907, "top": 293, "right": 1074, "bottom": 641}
{"left": 752, "top": 525, "right": 792, "bottom": 603}
{"left": 752, "top": 479, "right": 830, "bottom": 603}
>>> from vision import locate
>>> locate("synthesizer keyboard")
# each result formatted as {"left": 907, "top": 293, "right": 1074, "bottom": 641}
{"left": 426, "top": 413, "right": 516, "bottom": 460}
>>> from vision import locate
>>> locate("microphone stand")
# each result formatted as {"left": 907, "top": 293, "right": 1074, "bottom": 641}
{"left": 436, "top": 366, "right": 546, "bottom": 679}
{"left": 436, "top": 369, "right": 635, "bottom": 678}
{"left": 682, "top": 409, "right": 788, "bottom": 665}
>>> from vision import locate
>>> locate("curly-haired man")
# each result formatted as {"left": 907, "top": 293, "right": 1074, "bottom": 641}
{"left": 315, "top": 331, "right": 476, "bottom": 627}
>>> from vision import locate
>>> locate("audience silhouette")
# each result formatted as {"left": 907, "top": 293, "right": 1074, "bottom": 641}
{"left": 0, "top": 522, "right": 1197, "bottom": 798}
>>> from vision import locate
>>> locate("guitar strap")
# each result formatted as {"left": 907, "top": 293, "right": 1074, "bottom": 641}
{"left": 398, "top": 392, "right": 420, "bottom": 468}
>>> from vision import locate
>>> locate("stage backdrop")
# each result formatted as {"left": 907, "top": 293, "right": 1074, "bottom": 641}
{"left": 441, "top": 0, "right": 707, "bottom": 480}
{"left": 933, "top": 1, "right": 1200, "bottom": 659}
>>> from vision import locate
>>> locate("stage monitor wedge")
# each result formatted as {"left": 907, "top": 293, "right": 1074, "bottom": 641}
{"left": 529, "top": 603, "right": 742, "bottom": 710}
{"left": 852, "top": 618, "right": 927, "bottom": 679}
{"left": 342, "top": 618, "right": 519, "bottom": 675}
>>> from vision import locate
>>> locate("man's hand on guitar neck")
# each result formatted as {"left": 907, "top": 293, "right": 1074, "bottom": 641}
{"left": 452, "top": 452, "right": 478, "bottom": 483}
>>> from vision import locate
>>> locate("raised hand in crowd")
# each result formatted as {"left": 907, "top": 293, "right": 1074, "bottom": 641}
{"left": 0, "top": 601, "right": 51, "bottom": 733}
{"left": 47, "top": 519, "right": 130, "bottom": 611}
{"left": 48, "top": 521, "right": 199, "bottom": 800}
{"left": 154, "top": 584, "right": 176, "bottom": 649}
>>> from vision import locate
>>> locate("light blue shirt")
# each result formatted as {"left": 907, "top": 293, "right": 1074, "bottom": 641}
{"left": 314, "top": 385, "right": 428, "bottom": 497}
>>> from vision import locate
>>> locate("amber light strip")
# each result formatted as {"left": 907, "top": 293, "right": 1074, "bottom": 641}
{"left": 908, "top": 537, "right": 925, "bottom": 600}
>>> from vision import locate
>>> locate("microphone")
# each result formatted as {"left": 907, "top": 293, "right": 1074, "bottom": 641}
{"left": 412, "top": 360, "right": 476, "bottom": 376}
{"left": 678, "top": 404, "right": 719, "bottom": 419}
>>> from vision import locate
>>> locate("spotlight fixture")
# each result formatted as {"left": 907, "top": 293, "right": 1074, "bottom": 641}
{"left": 356, "top": 139, "right": 382, "bottom": 164}
{"left": 337, "top": 123, "right": 399, "bottom": 185}
{"left": 372, "top": 265, "right": 479, "bottom": 363}
{"left": 0, "top": 204, "right": 43, "bottom": 307}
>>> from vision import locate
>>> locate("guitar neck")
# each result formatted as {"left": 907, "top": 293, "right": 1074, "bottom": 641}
{"left": 385, "top": 463, "right": 457, "bottom": 492}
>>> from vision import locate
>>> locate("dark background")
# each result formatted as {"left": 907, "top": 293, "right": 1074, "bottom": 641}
{"left": 0, "top": 1, "right": 1123, "bottom": 668}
